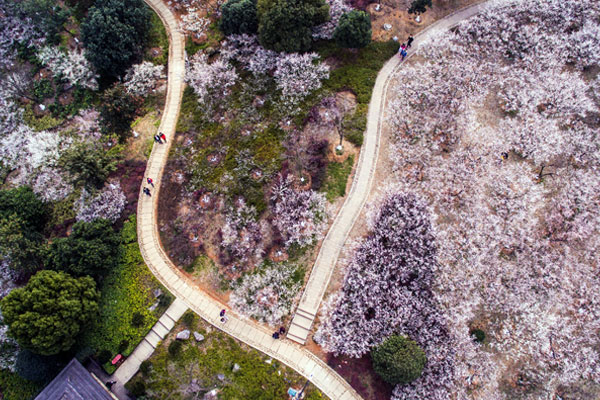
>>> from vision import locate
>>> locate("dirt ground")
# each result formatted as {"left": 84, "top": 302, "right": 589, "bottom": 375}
{"left": 368, "top": 0, "right": 486, "bottom": 43}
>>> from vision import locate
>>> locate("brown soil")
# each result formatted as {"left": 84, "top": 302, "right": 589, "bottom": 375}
{"left": 368, "top": 0, "right": 486, "bottom": 43}
{"left": 327, "top": 353, "right": 394, "bottom": 400}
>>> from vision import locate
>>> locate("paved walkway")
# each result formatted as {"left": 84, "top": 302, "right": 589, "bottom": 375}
{"left": 133, "top": 0, "right": 362, "bottom": 399}
{"left": 131, "top": 0, "right": 498, "bottom": 398}
{"left": 112, "top": 298, "right": 188, "bottom": 386}
{"left": 287, "top": 0, "right": 498, "bottom": 344}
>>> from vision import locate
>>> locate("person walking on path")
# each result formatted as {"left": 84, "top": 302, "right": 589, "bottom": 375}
{"left": 400, "top": 48, "right": 408, "bottom": 61}
{"left": 279, "top": 326, "right": 286, "bottom": 335}
{"left": 160, "top": 132, "right": 167, "bottom": 142}
{"left": 154, "top": 134, "right": 162, "bottom": 144}
{"left": 220, "top": 309, "right": 226, "bottom": 317}
{"left": 272, "top": 332, "right": 280, "bottom": 339}
{"left": 407, "top": 35, "right": 414, "bottom": 48}
{"left": 147, "top": 177, "right": 154, "bottom": 187}
{"left": 143, "top": 187, "right": 151, "bottom": 197}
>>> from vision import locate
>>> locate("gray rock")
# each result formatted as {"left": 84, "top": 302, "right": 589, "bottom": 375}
{"left": 232, "top": 363, "right": 240, "bottom": 372}
{"left": 148, "top": 301, "right": 159, "bottom": 312}
{"left": 176, "top": 329, "right": 190, "bottom": 340}
{"left": 152, "top": 288, "right": 163, "bottom": 298}
{"left": 217, "top": 373, "right": 225, "bottom": 381}
{"left": 193, "top": 332, "right": 205, "bottom": 342}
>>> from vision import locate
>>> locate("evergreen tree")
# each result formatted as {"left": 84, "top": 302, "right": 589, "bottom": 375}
{"left": 258, "top": 0, "right": 329, "bottom": 53}
{"left": 1, "top": 270, "right": 99, "bottom": 355}
{"left": 371, "top": 335, "right": 426, "bottom": 385}
{"left": 81, "top": 0, "right": 151, "bottom": 78}
{"left": 47, "top": 219, "right": 120, "bottom": 281}
{"left": 220, "top": 0, "right": 258, "bottom": 35}
{"left": 408, "top": 0, "right": 432, "bottom": 14}
{"left": 333, "top": 10, "right": 371, "bottom": 49}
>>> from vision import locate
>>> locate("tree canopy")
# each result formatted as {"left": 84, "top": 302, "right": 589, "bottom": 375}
{"left": 58, "top": 141, "right": 120, "bottom": 189}
{"left": 1, "top": 270, "right": 99, "bottom": 355}
{"left": 99, "top": 85, "right": 141, "bottom": 142}
{"left": 47, "top": 219, "right": 120, "bottom": 281}
{"left": 220, "top": 0, "right": 258, "bottom": 36}
{"left": 371, "top": 335, "right": 426, "bottom": 385}
{"left": 257, "top": 0, "right": 329, "bottom": 53}
{"left": 0, "top": 187, "right": 46, "bottom": 273}
{"left": 333, "top": 10, "right": 372, "bottom": 49}
{"left": 81, "top": 0, "right": 151, "bottom": 78}
{"left": 408, "top": 0, "right": 432, "bottom": 14}
{"left": 17, "top": 0, "right": 70, "bottom": 44}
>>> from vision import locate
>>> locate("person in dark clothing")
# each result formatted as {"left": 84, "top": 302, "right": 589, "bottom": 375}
{"left": 154, "top": 134, "right": 162, "bottom": 143}
{"left": 220, "top": 309, "right": 226, "bottom": 317}
{"left": 407, "top": 35, "right": 414, "bottom": 48}
{"left": 279, "top": 326, "right": 286, "bottom": 335}
{"left": 272, "top": 332, "right": 280, "bottom": 339}
{"left": 143, "top": 187, "right": 151, "bottom": 196}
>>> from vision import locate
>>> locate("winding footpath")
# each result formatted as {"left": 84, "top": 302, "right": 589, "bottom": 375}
{"left": 287, "top": 0, "right": 496, "bottom": 344}
{"left": 119, "top": 0, "right": 497, "bottom": 397}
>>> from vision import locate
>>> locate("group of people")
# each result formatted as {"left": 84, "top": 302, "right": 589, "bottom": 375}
{"left": 154, "top": 132, "right": 167, "bottom": 143}
{"left": 142, "top": 131, "right": 167, "bottom": 197}
{"left": 398, "top": 35, "right": 414, "bottom": 60}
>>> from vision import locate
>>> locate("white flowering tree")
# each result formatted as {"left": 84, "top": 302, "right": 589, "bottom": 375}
{"left": 38, "top": 46, "right": 99, "bottom": 90}
{"left": 229, "top": 261, "right": 302, "bottom": 326}
{"left": 75, "top": 180, "right": 126, "bottom": 223}
{"left": 0, "top": 0, "right": 42, "bottom": 70}
{"left": 220, "top": 34, "right": 280, "bottom": 76}
{"left": 318, "top": 0, "right": 600, "bottom": 398}
{"left": 123, "top": 61, "right": 165, "bottom": 96}
{"left": 220, "top": 199, "right": 266, "bottom": 268}
{"left": 271, "top": 174, "right": 328, "bottom": 248}
{"left": 186, "top": 52, "right": 239, "bottom": 106}
{"left": 274, "top": 53, "right": 329, "bottom": 108}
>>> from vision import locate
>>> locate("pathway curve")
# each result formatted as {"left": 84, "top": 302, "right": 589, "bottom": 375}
{"left": 134, "top": 0, "right": 496, "bottom": 398}
{"left": 134, "top": 0, "right": 361, "bottom": 399}
{"left": 287, "top": 0, "right": 497, "bottom": 344}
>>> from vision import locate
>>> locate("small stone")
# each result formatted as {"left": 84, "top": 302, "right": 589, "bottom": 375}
{"left": 232, "top": 363, "right": 240, "bottom": 372}
{"left": 176, "top": 330, "right": 190, "bottom": 340}
{"left": 133, "top": 131, "right": 139, "bottom": 138}
{"left": 148, "top": 301, "right": 159, "bottom": 312}
{"left": 193, "top": 332, "right": 205, "bottom": 342}
{"left": 39, "top": 104, "right": 46, "bottom": 111}
{"left": 153, "top": 288, "right": 163, "bottom": 298}
{"left": 265, "top": 358, "right": 272, "bottom": 364}
{"left": 217, "top": 373, "right": 225, "bottom": 381}
{"left": 383, "top": 23, "right": 392, "bottom": 31}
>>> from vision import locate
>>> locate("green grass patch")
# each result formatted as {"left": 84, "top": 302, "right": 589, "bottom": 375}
{"left": 23, "top": 106, "right": 64, "bottom": 131}
{"left": 126, "top": 317, "right": 326, "bottom": 400}
{"left": 82, "top": 215, "right": 173, "bottom": 374}
{"left": 146, "top": 12, "right": 169, "bottom": 65}
{"left": 321, "top": 155, "right": 355, "bottom": 202}
{"left": 0, "top": 369, "right": 44, "bottom": 400}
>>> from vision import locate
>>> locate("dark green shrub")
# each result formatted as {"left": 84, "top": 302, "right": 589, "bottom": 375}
{"left": 33, "top": 78, "right": 54, "bottom": 100}
{"left": 131, "top": 312, "right": 145, "bottom": 327}
{"left": 81, "top": 0, "right": 151, "bottom": 78}
{"left": 158, "top": 292, "right": 173, "bottom": 308}
{"left": 371, "top": 335, "right": 426, "bottom": 385}
{"left": 97, "top": 349, "right": 112, "bottom": 364}
{"left": 139, "top": 360, "right": 152, "bottom": 376}
{"left": 342, "top": 106, "right": 367, "bottom": 146}
{"left": 257, "top": 0, "right": 329, "bottom": 52}
{"left": 220, "top": 0, "right": 258, "bottom": 35}
{"left": 15, "top": 349, "right": 61, "bottom": 382}
{"left": 408, "top": 0, "right": 432, "bottom": 14}
{"left": 99, "top": 85, "right": 141, "bottom": 143}
{"left": 182, "top": 311, "right": 196, "bottom": 327}
{"left": 470, "top": 328, "right": 486, "bottom": 343}
{"left": 129, "top": 379, "right": 146, "bottom": 397}
{"left": 47, "top": 219, "right": 121, "bottom": 281}
{"left": 168, "top": 340, "right": 182, "bottom": 356}
{"left": 118, "top": 339, "right": 130, "bottom": 353}
{"left": 333, "top": 11, "right": 372, "bottom": 49}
